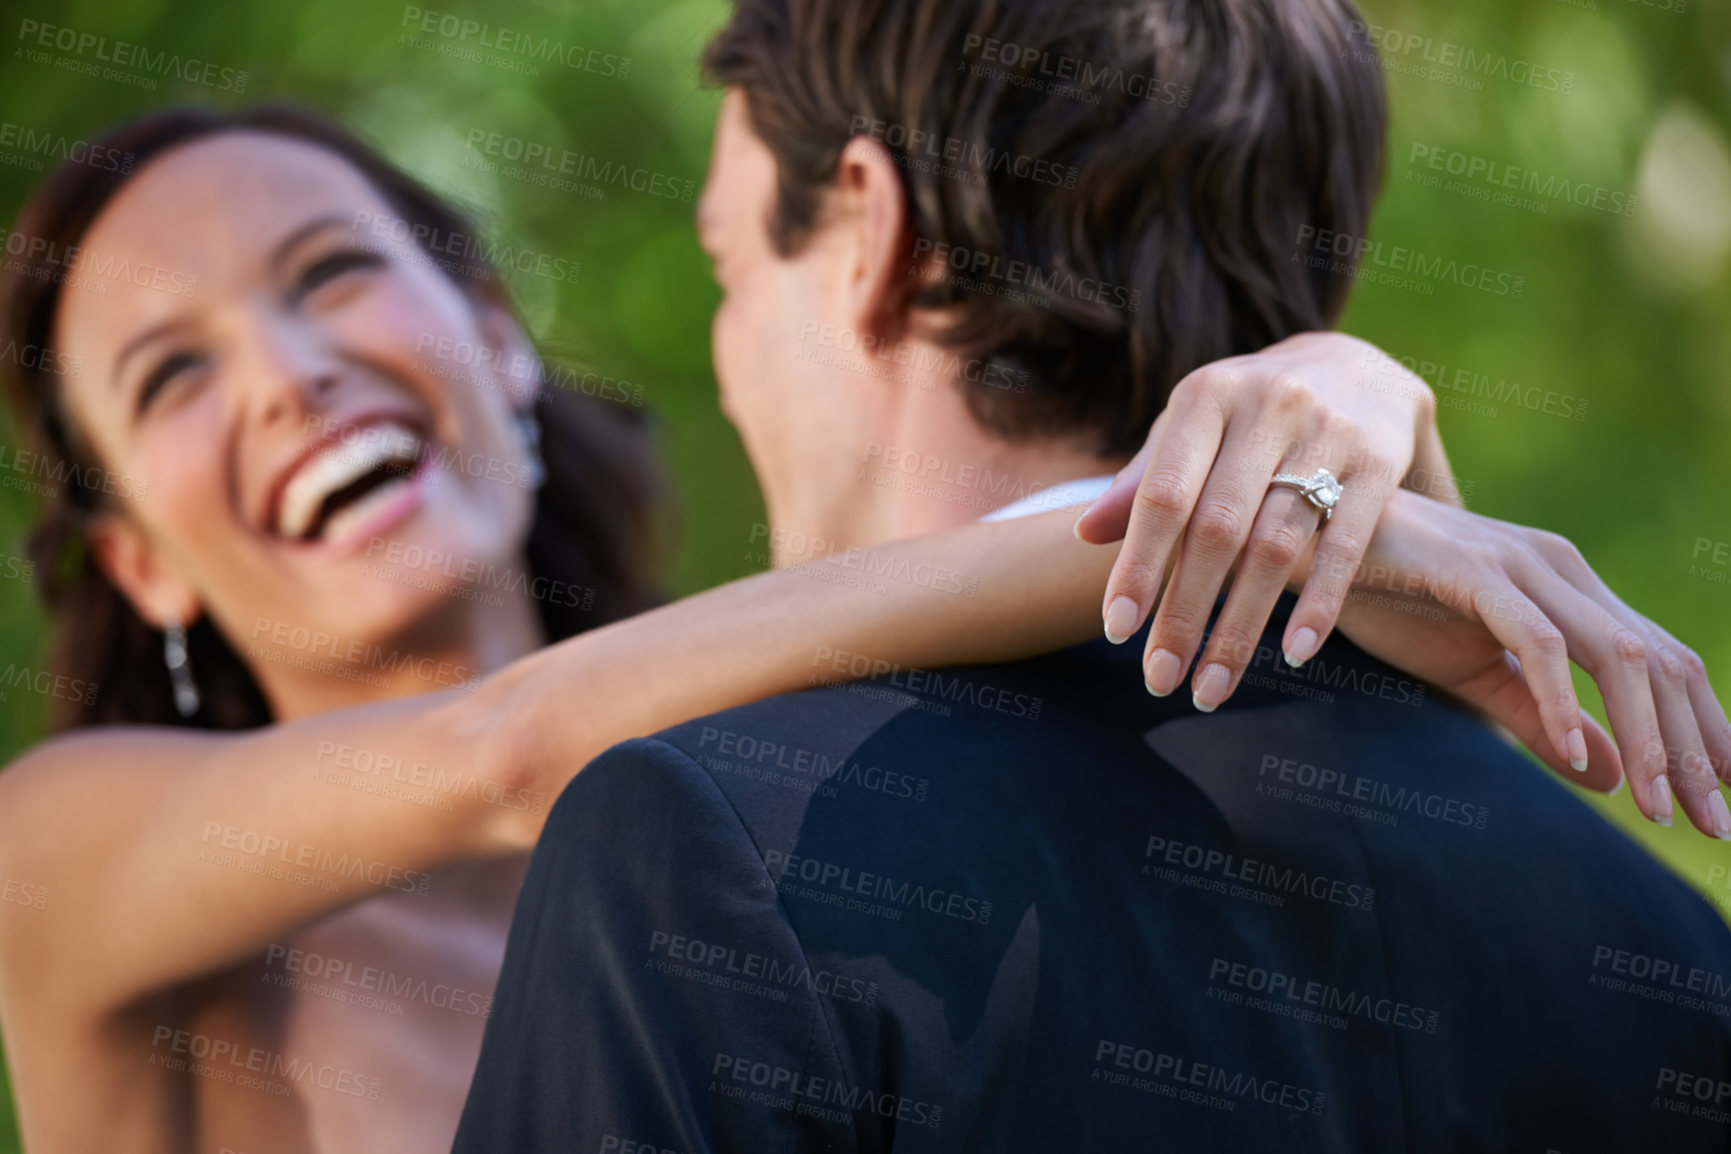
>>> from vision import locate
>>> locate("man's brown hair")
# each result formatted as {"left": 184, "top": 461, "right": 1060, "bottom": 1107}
{"left": 704, "top": 0, "right": 1387, "bottom": 457}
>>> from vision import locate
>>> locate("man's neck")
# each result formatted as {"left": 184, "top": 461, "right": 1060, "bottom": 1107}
{"left": 768, "top": 408, "right": 1124, "bottom": 559}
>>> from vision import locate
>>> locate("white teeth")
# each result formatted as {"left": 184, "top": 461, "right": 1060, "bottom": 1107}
{"left": 277, "top": 423, "right": 422, "bottom": 540}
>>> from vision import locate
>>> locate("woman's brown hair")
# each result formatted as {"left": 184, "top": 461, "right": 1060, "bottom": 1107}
{"left": 0, "top": 103, "right": 670, "bottom": 731}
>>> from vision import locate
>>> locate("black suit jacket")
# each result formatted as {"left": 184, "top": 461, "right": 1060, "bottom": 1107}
{"left": 455, "top": 610, "right": 1731, "bottom": 1152}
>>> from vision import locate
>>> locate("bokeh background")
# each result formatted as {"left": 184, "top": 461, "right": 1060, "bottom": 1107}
{"left": 0, "top": 0, "right": 1727, "bottom": 1143}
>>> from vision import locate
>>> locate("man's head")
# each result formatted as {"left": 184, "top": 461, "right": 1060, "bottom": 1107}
{"left": 697, "top": 0, "right": 1386, "bottom": 547}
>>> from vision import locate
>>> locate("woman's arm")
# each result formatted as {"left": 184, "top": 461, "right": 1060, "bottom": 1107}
{"left": 0, "top": 508, "right": 1112, "bottom": 1019}
{"left": 1328, "top": 490, "right": 1731, "bottom": 837}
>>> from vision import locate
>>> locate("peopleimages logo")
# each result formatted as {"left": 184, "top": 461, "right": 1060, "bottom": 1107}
{"left": 149, "top": 1026, "right": 382, "bottom": 1100}
{"left": 1092, "top": 1039, "right": 1326, "bottom": 1114}
{"left": 15, "top": 19, "right": 250, "bottom": 93}
{"left": 400, "top": 7, "right": 630, "bottom": 77}
{"left": 1407, "top": 143, "right": 1637, "bottom": 218}
{"left": 810, "top": 645, "right": 1042, "bottom": 720}
{"left": 763, "top": 850, "right": 993, "bottom": 924}
{"left": 1591, "top": 945, "right": 1731, "bottom": 1003}
{"left": 0, "top": 120, "right": 134, "bottom": 173}
{"left": 648, "top": 930, "right": 880, "bottom": 1006}
{"left": 249, "top": 616, "right": 481, "bottom": 691}
{"left": 1256, "top": 753, "right": 1488, "bottom": 830}
{"left": 199, "top": 822, "right": 432, "bottom": 896}
{"left": 1655, "top": 1067, "right": 1731, "bottom": 1124}
{"left": 1206, "top": 956, "right": 1441, "bottom": 1033}
{"left": 710, "top": 1052, "right": 943, "bottom": 1128}
{"left": 1, "top": 878, "right": 46, "bottom": 911}
{"left": 794, "top": 321, "right": 1029, "bottom": 392}
{"left": 959, "top": 35, "right": 1193, "bottom": 107}
{"left": 1344, "top": 20, "right": 1575, "bottom": 96}
{"left": 696, "top": 726, "right": 931, "bottom": 801}
{"left": 353, "top": 211, "right": 581, "bottom": 285}
{"left": 263, "top": 943, "right": 494, "bottom": 1018}
{"left": 1359, "top": 345, "right": 1589, "bottom": 423}
{"left": 912, "top": 237, "right": 1141, "bottom": 313}
{"left": 1143, "top": 833, "right": 1375, "bottom": 911}
{"left": 463, "top": 129, "right": 694, "bottom": 202}
{"left": 1, "top": 228, "right": 199, "bottom": 299}
{"left": 1294, "top": 225, "right": 1524, "bottom": 299}
{"left": 849, "top": 116, "right": 1080, "bottom": 187}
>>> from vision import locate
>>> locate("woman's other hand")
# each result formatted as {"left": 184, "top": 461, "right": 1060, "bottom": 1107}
{"left": 1336, "top": 491, "right": 1731, "bottom": 839}
{"left": 1075, "top": 331, "right": 1452, "bottom": 706}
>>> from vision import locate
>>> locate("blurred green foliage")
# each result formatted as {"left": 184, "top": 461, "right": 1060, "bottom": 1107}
{"left": 0, "top": 0, "right": 1727, "bottom": 1146}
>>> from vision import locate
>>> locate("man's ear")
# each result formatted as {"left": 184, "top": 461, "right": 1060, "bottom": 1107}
{"left": 833, "top": 135, "right": 913, "bottom": 337}
{"left": 473, "top": 297, "right": 542, "bottom": 414}
{"left": 87, "top": 512, "right": 201, "bottom": 630}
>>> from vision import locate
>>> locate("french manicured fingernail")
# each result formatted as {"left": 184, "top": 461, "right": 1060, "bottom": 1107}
{"left": 1651, "top": 775, "right": 1674, "bottom": 827}
{"left": 1146, "top": 649, "right": 1182, "bottom": 697}
{"left": 1609, "top": 776, "right": 1625, "bottom": 797}
{"left": 1192, "top": 663, "right": 1230, "bottom": 713}
{"left": 1284, "top": 627, "right": 1318, "bottom": 668}
{"left": 1566, "top": 728, "right": 1589, "bottom": 773}
{"left": 1104, "top": 597, "right": 1140, "bottom": 644}
{"left": 1072, "top": 509, "right": 1090, "bottom": 540}
{"left": 1711, "top": 792, "right": 1731, "bottom": 840}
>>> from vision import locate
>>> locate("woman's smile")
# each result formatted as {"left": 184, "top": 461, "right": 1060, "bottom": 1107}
{"left": 267, "top": 414, "right": 433, "bottom": 556}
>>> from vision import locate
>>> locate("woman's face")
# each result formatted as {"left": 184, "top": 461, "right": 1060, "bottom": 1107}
{"left": 54, "top": 131, "right": 540, "bottom": 659}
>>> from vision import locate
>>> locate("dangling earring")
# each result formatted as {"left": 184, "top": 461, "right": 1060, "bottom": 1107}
{"left": 163, "top": 614, "right": 201, "bottom": 718}
{"left": 515, "top": 409, "right": 546, "bottom": 491}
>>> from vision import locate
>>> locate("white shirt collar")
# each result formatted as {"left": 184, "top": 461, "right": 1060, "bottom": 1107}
{"left": 979, "top": 474, "right": 1115, "bottom": 522}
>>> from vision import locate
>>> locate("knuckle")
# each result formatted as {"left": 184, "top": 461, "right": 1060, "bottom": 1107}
{"left": 1266, "top": 371, "right": 1314, "bottom": 412}
{"left": 1179, "top": 363, "right": 1223, "bottom": 394}
{"left": 1541, "top": 686, "right": 1580, "bottom": 720}
{"left": 1113, "top": 560, "right": 1161, "bottom": 600}
{"left": 1524, "top": 620, "right": 1567, "bottom": 658}
{"left": 1319, "top": 407, "right": 1359, "bottom": 442}
{"left": 1172, "top": 365, "right": 1228, "bottom": 410}
{"left": 1189, "top": 504, "right": 1248, "bottom": 553}
{"left": 1317, "top": 530, "right": 1366, "bottom": 567}
{"left": 1410, "top": 378, "right": 1438, "bottom": 415}
{"left": 1134, "top": 472, "right": 1191, "bottom": 521}
{"left": 1609, "top": 628, "right": 1648, "bottom": 669}
{"left": 1653, "top": 646, "right": 1689, "bottom": 686}
{"left": 1153, "top": 602, "right": 1208, "bottom": 640}
{"left": 1246, "top": 526, "right": 1305, "bottom": 571}
{"left": 1538, "top": 530, "right": 1583, "bottom": 566}
{"left": 1678, "top": 646, "right": 1708, "bottom": 682}
{"left": 1529, "top": 528, "right": 1568, "bottom": 553}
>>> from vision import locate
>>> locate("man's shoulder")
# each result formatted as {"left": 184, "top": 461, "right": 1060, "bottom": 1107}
{"left": 642, "top": 643, "right": 1122, "bottom": 820}
{"left": 524, "top": 632, "right": 1731, "bottom": 1150}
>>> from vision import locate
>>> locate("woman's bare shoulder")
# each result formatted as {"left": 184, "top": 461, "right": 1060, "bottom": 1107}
{"left": 0, "top": 726, "right": 215, "bottom": 834}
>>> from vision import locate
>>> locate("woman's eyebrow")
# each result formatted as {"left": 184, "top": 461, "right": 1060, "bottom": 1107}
{"left": 112, "top": 317, "right": 193, "bottom": 387}
{"left": 266, "top": 213, "right": 355, "bottom": 278}
{"left": 110, "top": 213, "right": 357, "bottom": 385}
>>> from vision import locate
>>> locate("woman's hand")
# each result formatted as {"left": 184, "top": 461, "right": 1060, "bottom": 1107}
{"left": 1332, "top": 491, "right": 1731, "bottom": 838}
{"left": 1075, "top": 331, "right": 1453, "bottom": 707}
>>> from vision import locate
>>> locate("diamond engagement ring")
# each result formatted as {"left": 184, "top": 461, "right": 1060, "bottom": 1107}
{"left": 1269, "top": 467, "right": 1342, "bottom": 524}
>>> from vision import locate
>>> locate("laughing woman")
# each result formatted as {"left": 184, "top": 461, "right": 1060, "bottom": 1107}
{"left": 0, "top": 104, "right": 1721, "bottom": 1154}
